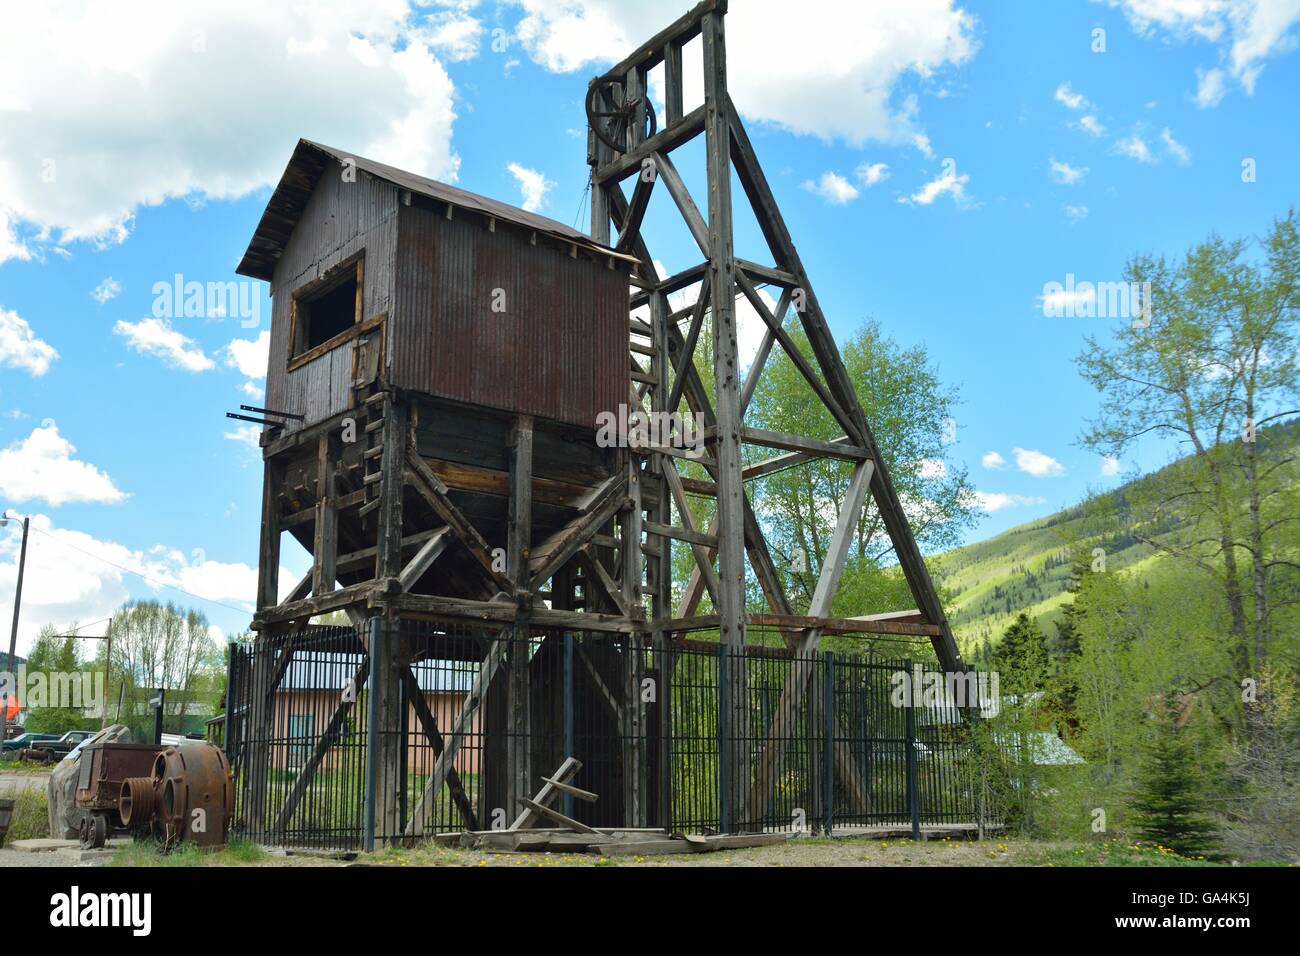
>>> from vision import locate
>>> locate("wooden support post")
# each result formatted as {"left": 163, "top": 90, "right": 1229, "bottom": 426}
{"left": 506, "top": 416, "right": 533, "bottom": 824}
{"left": 701, "top": 12, "right": 747, "bottom": 831}
{"left": 621, "top": 458, "right": 646, "bottom": 826}
{"left": 312, "top": 432, "right": 338, "bottom": 597}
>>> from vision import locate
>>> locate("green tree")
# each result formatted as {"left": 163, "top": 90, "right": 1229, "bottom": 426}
{"left": 744, "top": 320, "right": 976, "bottom": 614}
{"left": 991, "top": 612, "right": 1049, "bottom": 696}
{"left": 1129, "top": 692, "right": 1221, "bottom": 858}
{"left": 1076, "top": 210, "right": 1300, "bottom": 673}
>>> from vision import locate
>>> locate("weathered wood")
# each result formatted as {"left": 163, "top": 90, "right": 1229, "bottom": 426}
{"left": 272, "top": 658, "right": 369, "bottom": 834}
{"left": 726, "top": 97, "right": 962, "bottom": 672}
{"left": 747, "top": 461, "right": 874, "bottom": 822}
{"left": 509, "top": 756, "right": 583, "bottom": 829}
{"left": 737, "top": 425, "right": 870, "bottom": 462}
{"left": 405, "top": 629, "right": 510, "bottom": 837}
{"left": 398, "top": 527, "right": 450, "bottom": 592}
{"left": 404, "top": 441, "right": 514, "bottom": 594}
{"left": 516, "top": 797, "right": 601, "bottom": 834}
{"left": 527, "top": 476, "right": 628, "bottom": 586}
{"left": 400, "top": 667, "right": 478, "bottom": 830}
{"left": 506, "top": 415, "right": 534, "bottom": 822}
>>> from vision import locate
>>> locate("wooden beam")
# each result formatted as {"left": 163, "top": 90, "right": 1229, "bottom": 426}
{"left": 595, "top": 105, "right": 706, "bottom": 185}
{"left": 726, "top": 97, "right": 962, "bottom": 672}
{"left": 747, "top": 461, "right": 874, "bottom": 822}
{"left": 272, "top": 657, "right": 369, "bottom": 834}
{"left": 527, "top": 475, "right": 628, "bottom": 586}
{"left": 398, "top": 527, "right": 450, "bottom": 592}
{"left": 405, "top": 633, "right": 511, "bottom": 837}
{"left": 405, "top": 442, "right": 514, "bottom": 594}
{"left": 400, "top": 667, "right": 478, "bottom": 830}
{"left": 737, "top": 426, "right": 870, "bottom": 461}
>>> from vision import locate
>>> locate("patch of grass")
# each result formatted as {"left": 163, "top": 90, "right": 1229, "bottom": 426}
{"left": 109, "top": 835, "right": 270, "bottom": 867}
{"left": 2, "top": 789, "right": 49, "bottom": 843}
{"left": 1021, "top": 838, "right": 1222, "bottom": 867}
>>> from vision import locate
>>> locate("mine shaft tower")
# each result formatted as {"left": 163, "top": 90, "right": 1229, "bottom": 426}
{"left": 237, "top": 0, "right": 963, "bottom": 846}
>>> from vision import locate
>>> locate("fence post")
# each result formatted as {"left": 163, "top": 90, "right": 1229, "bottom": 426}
{"left": 223, "top": 640, "right": 238, "bottom": 754}
{"left": 718, "top": 643, "right": 730, "bottom": 834}
{"left": 823, "top": 650, "right": 834, "bottom": 836}
{"left": 904, "top": 658, "right": 921, "bottom": 842}
{"left": 658, "top": 640, "right": 673, "bottom": 832}
{"left": 364, "top": 616, "right": 382, "bottom": 853}
{"left": 563, "top": 631, "right": 575, "bottom": 820}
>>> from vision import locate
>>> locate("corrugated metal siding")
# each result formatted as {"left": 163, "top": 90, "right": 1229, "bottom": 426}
{"left": 392, "top": 203, "right": 629, "bottom": 430}
{"left": 264, "top": 171, "right": 399, "bottom": 434}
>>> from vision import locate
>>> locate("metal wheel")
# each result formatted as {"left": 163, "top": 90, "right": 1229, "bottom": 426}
{"left": 77, "top": 812, "right": 107, "bottom": 850}
{"left": 586, "top": 76, "right": 656, "bottom": 153}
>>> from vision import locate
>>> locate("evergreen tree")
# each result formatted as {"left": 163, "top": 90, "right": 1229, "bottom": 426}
{"left": 1129, "top": 692, "right": 1221, "bottom": 859}
{"left": 991, "top": 612, "right": 1049, "bottom": 696}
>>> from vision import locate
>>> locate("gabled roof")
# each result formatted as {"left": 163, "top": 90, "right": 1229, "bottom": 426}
{"left": 237, "top": 138, "right": 626, "bottom": 282}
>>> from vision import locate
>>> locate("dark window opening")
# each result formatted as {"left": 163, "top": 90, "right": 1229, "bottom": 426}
{"left": 292, "top": 259, "right": 362, "bottom": 361}
{"left": 302, "top": 275, "right": 357, "bottom": 351}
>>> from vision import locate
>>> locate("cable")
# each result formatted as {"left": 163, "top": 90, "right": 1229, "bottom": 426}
{"left": 572, "top": 168, "right": 593, "bottom": 229}
{"left": 28, "top": 525, "right": 253, "bottom": 616}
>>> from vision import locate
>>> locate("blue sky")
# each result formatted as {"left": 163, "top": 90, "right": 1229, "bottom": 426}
{"left": 0, "top": 0, "right": 1297, "bottom": 650}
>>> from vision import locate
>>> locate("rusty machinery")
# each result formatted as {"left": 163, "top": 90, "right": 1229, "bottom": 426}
{"left": 75, "top": 741, "right": 233, "bottom": 850}
{"left": 119, "top": 744, "right": 234, "bottom": 849}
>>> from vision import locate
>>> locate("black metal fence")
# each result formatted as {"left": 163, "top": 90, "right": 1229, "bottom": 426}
{"left": 226, "top": 624, "right": 991, "bottom": 849}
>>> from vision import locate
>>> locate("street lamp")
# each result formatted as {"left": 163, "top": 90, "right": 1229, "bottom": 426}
{"left": 0, "top": 510, "right": 30, "bottom": 743}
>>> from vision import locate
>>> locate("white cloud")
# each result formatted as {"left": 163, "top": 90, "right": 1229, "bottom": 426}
{"left": 1077, "top": 114, "right": 1106, "bottom": 136}
{"left": 0, "top": 306, "right": 58, "bottom": 376}
{"left": 968, "top": 491, "right": 1047, "bottom": 513}
{"left": 1064, "top": 203, "right": 1090, "bottom": 222}
{"left": 506, "top": 162, "right": 555, "bottom": 212}
{"left": 0, "top": 514, "right": 296, "bottom": 652}
{"left": 1050, "top": 158, "right": 1088, "bottom": 184}
{"left": 1161, "top": 126, "right": 1192, "bottom": 163}
{"left": 913, "top": 133, "right": 937, "bottom": 158}
{"left": 413, "top": 4, "right": 484, "bottom": 62}
{"left": 509, "top": 0, "right": 979, "bottom": 147}
{"left": 240, "top": 381, "right": 265, "bottom": 400}
{"left": 90, "top": 277, "right": 121, "bottom": 304}
{"left": 224, "top": 330, "right": 271, "bottom": 379}
{"left": 0, "top": 1, "right": 463, "bottom": 263}
{"left": 1013, "top": 446, "right": 1065, "bottom": 477}
{"left": 1054, "top": 81, "right": 1090, "bottom": 110}
{"left": 856, "top": 162, "right": 891, "bottom": 186}
{"left": 1101, "top": 454, "right": 1122, "bottom": 476}
{"left": 223, "top": 424, "right": 262, "bottom": 450}
{"left": 1195, "top": 65, "right": 1228, "bottom": 105}
{"left": 981, "top": 451, "right": 1007, "bottom": 470}
{"left": 114, "top": 318, "right": 214, "bottom": 372}
{"left": 1115, "top": 132, "right": 1156, "bottom": 163}
{"left": 1040, "top": 285, "right": 1097, "bottom": 313}
{"left": 0, "top": 423, "right": 125, "bottom": 506}
{"left": 802, "top": 171, "right": 860, "bottom": 205}
{"left": 1106, "top": 0, "right": 1300, "bottom": 101}
{"left": 901, "top": 169, "right": 971, "bottom": 206}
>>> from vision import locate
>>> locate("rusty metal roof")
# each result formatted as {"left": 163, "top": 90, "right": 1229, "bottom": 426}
{"left": 237, "top": 138, "right": 629, "bottom": 281}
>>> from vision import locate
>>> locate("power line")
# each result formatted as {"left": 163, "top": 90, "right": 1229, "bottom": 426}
{"left": 27, "top": 525, "right": 253, "bottom": 616}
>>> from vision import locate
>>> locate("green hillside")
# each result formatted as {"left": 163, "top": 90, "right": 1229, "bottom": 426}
{"left": 931, "top": 419, "right": 1300, "bottom": 657}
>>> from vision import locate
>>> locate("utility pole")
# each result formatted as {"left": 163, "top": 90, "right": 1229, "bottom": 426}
{"left": 0, "top": 513, "right": 30, "bottom": 743}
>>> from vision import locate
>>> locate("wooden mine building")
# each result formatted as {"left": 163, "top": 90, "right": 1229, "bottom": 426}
{"left": 234, "top": 0, "right": 965, "bottom": 846}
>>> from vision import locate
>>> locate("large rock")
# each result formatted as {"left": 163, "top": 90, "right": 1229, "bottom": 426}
{"left": 47, "top": 725, "right": 133, "bottom": 839}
